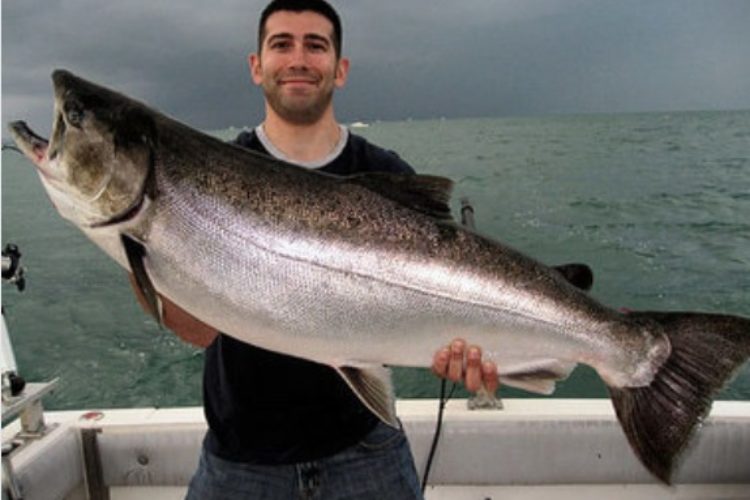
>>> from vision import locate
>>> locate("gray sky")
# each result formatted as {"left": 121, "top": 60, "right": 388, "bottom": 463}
{"left": 2, "top": 0, "right": 749, "bottom": 138}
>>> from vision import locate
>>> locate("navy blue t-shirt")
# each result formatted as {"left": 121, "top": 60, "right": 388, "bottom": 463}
{"left": 203, "top": 129, "right": 415, "bottom": 464}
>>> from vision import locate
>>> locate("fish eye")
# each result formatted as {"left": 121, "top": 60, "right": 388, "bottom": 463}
{"left": 65, "top": 103, "right": 84, "bottom": 128}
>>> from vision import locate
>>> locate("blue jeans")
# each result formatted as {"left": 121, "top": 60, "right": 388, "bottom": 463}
{"left": 185, "top": 421, "right": 423, "bottom": 499}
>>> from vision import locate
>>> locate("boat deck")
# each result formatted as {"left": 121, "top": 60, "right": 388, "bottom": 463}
{"left": 3, "top": 399, "right": 750, "bottom": 499}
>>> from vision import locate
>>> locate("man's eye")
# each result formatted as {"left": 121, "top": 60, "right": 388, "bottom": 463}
{"left": 308, "top": 43, "right": 327, "bottom": 52}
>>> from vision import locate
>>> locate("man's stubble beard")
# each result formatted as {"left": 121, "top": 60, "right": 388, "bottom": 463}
{"left": 264, "top": 86, "right": 334, "bottom": 126}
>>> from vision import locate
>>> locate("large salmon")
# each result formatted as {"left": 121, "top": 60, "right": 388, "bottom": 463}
{"left": 9, "top": 70, "right": 750, "bottom": 482}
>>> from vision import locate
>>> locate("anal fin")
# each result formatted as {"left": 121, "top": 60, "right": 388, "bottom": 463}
{"left": 336, "top": 365, "right": 398, "bottom": 428}
{"left": 500, "top": 359, "right": 577, "bottom": 395}
{"left": 121, "top": 234, "right": 162, "bottom": 326}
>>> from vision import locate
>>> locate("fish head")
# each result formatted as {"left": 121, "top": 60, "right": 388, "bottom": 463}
{"left": 8, "top": 69, "right": 154, "bottom": 227}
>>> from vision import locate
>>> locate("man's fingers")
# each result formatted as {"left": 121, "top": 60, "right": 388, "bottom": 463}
{"left": 432, "top": 339, "right": 500, "bottom": 395}
{"left": 482, "top": 360, "right": 499, "bottom": 394}
{"left": 432, "top": 347, "right": 450, "bottom": 377}
{"left": 447, "top": 339, "right": 465, "bottom": 382}
{"left": 464, "top": 346, "right": 483, "bottom": 392}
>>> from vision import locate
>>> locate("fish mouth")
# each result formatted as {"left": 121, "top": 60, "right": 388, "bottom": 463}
{"left": 7, "top": 120, "right": 65, "bottom": 184}
{"left": 8, "top": 121, "right": 52, "bottom": 169}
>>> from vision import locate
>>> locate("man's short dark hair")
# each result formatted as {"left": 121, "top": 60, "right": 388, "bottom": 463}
{"left": 258, "top": 0, "right": 343, "bottom": 58}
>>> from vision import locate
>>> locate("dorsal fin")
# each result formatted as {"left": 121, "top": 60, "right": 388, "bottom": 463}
{"left": 345, "top": 172, "right": 454, "bottom": 221}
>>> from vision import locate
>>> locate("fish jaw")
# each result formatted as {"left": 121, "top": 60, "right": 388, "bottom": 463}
{"left": 7, "top": 120, "right": 82, "bottom": 220}
{"left": 8, "top": 121, "right": 56, "bottom": 176}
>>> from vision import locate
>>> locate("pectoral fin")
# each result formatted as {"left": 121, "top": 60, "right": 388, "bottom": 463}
{"left": 336, "top": 365, "right": 398, "bottom": 428}
{"left": 121, "top": 233, "right": 162, "bottom": 326}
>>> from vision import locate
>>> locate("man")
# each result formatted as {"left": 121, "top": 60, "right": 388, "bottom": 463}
{"left": 137, "top": 1, "right": 498, "bottom": 498}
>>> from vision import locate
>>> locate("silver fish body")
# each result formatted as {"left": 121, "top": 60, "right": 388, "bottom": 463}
{"left": 145, "top": 143, "right": 664, "bottom": 388}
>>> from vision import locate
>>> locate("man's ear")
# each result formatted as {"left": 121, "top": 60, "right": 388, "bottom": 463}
{"left": 249, "top": 53, "right": 263, "bottom": 85}
{"left": 335, "top": 57, "right": 350, "bottom": 88}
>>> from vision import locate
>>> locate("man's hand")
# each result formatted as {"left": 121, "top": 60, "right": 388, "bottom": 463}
{"left": 128, "top": 273, "right": 218, "bottom": 348}
{"left": 431, "top": 338, "right": 499, "bottom": 394}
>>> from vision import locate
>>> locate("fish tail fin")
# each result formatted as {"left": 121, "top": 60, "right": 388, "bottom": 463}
{"left": 607, "top": 311, "right": 750, "bottom": 483}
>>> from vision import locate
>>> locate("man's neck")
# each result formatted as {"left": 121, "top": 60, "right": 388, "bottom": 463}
{"left": 261, "top": 111, "right": 343, "bottom": 164}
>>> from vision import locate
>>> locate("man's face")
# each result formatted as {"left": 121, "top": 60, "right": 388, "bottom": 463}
{"left": 250, "top": 10, "right": 349, "bottom": 125}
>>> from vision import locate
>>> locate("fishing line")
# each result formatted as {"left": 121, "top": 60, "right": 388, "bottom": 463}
{"left": 420, "top": 196, "right": 475, "bottom": 493}
{"left": 421, "top": 378, "right": 457, "bottom": 494}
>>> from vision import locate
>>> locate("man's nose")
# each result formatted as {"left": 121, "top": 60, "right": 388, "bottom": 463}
{"left": 287, "top": 45, "right": 309, "bottom": 68}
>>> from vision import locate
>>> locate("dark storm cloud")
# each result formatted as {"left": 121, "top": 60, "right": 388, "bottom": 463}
{"left": 2, "top": 0, "right": 264, "bottom": 136}
{"left": 340, "top": 0, "right": 750, "bottom": 119}
{"left": 3, "top": 0, "right": 749, "bottom": 139}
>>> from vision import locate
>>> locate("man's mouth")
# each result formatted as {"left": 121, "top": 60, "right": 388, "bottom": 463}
{"left": 281, "top": 79, "right": 317, "bottom": 86}
{"left": 278, "top": 72, "right": 320, "bottom": 86}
